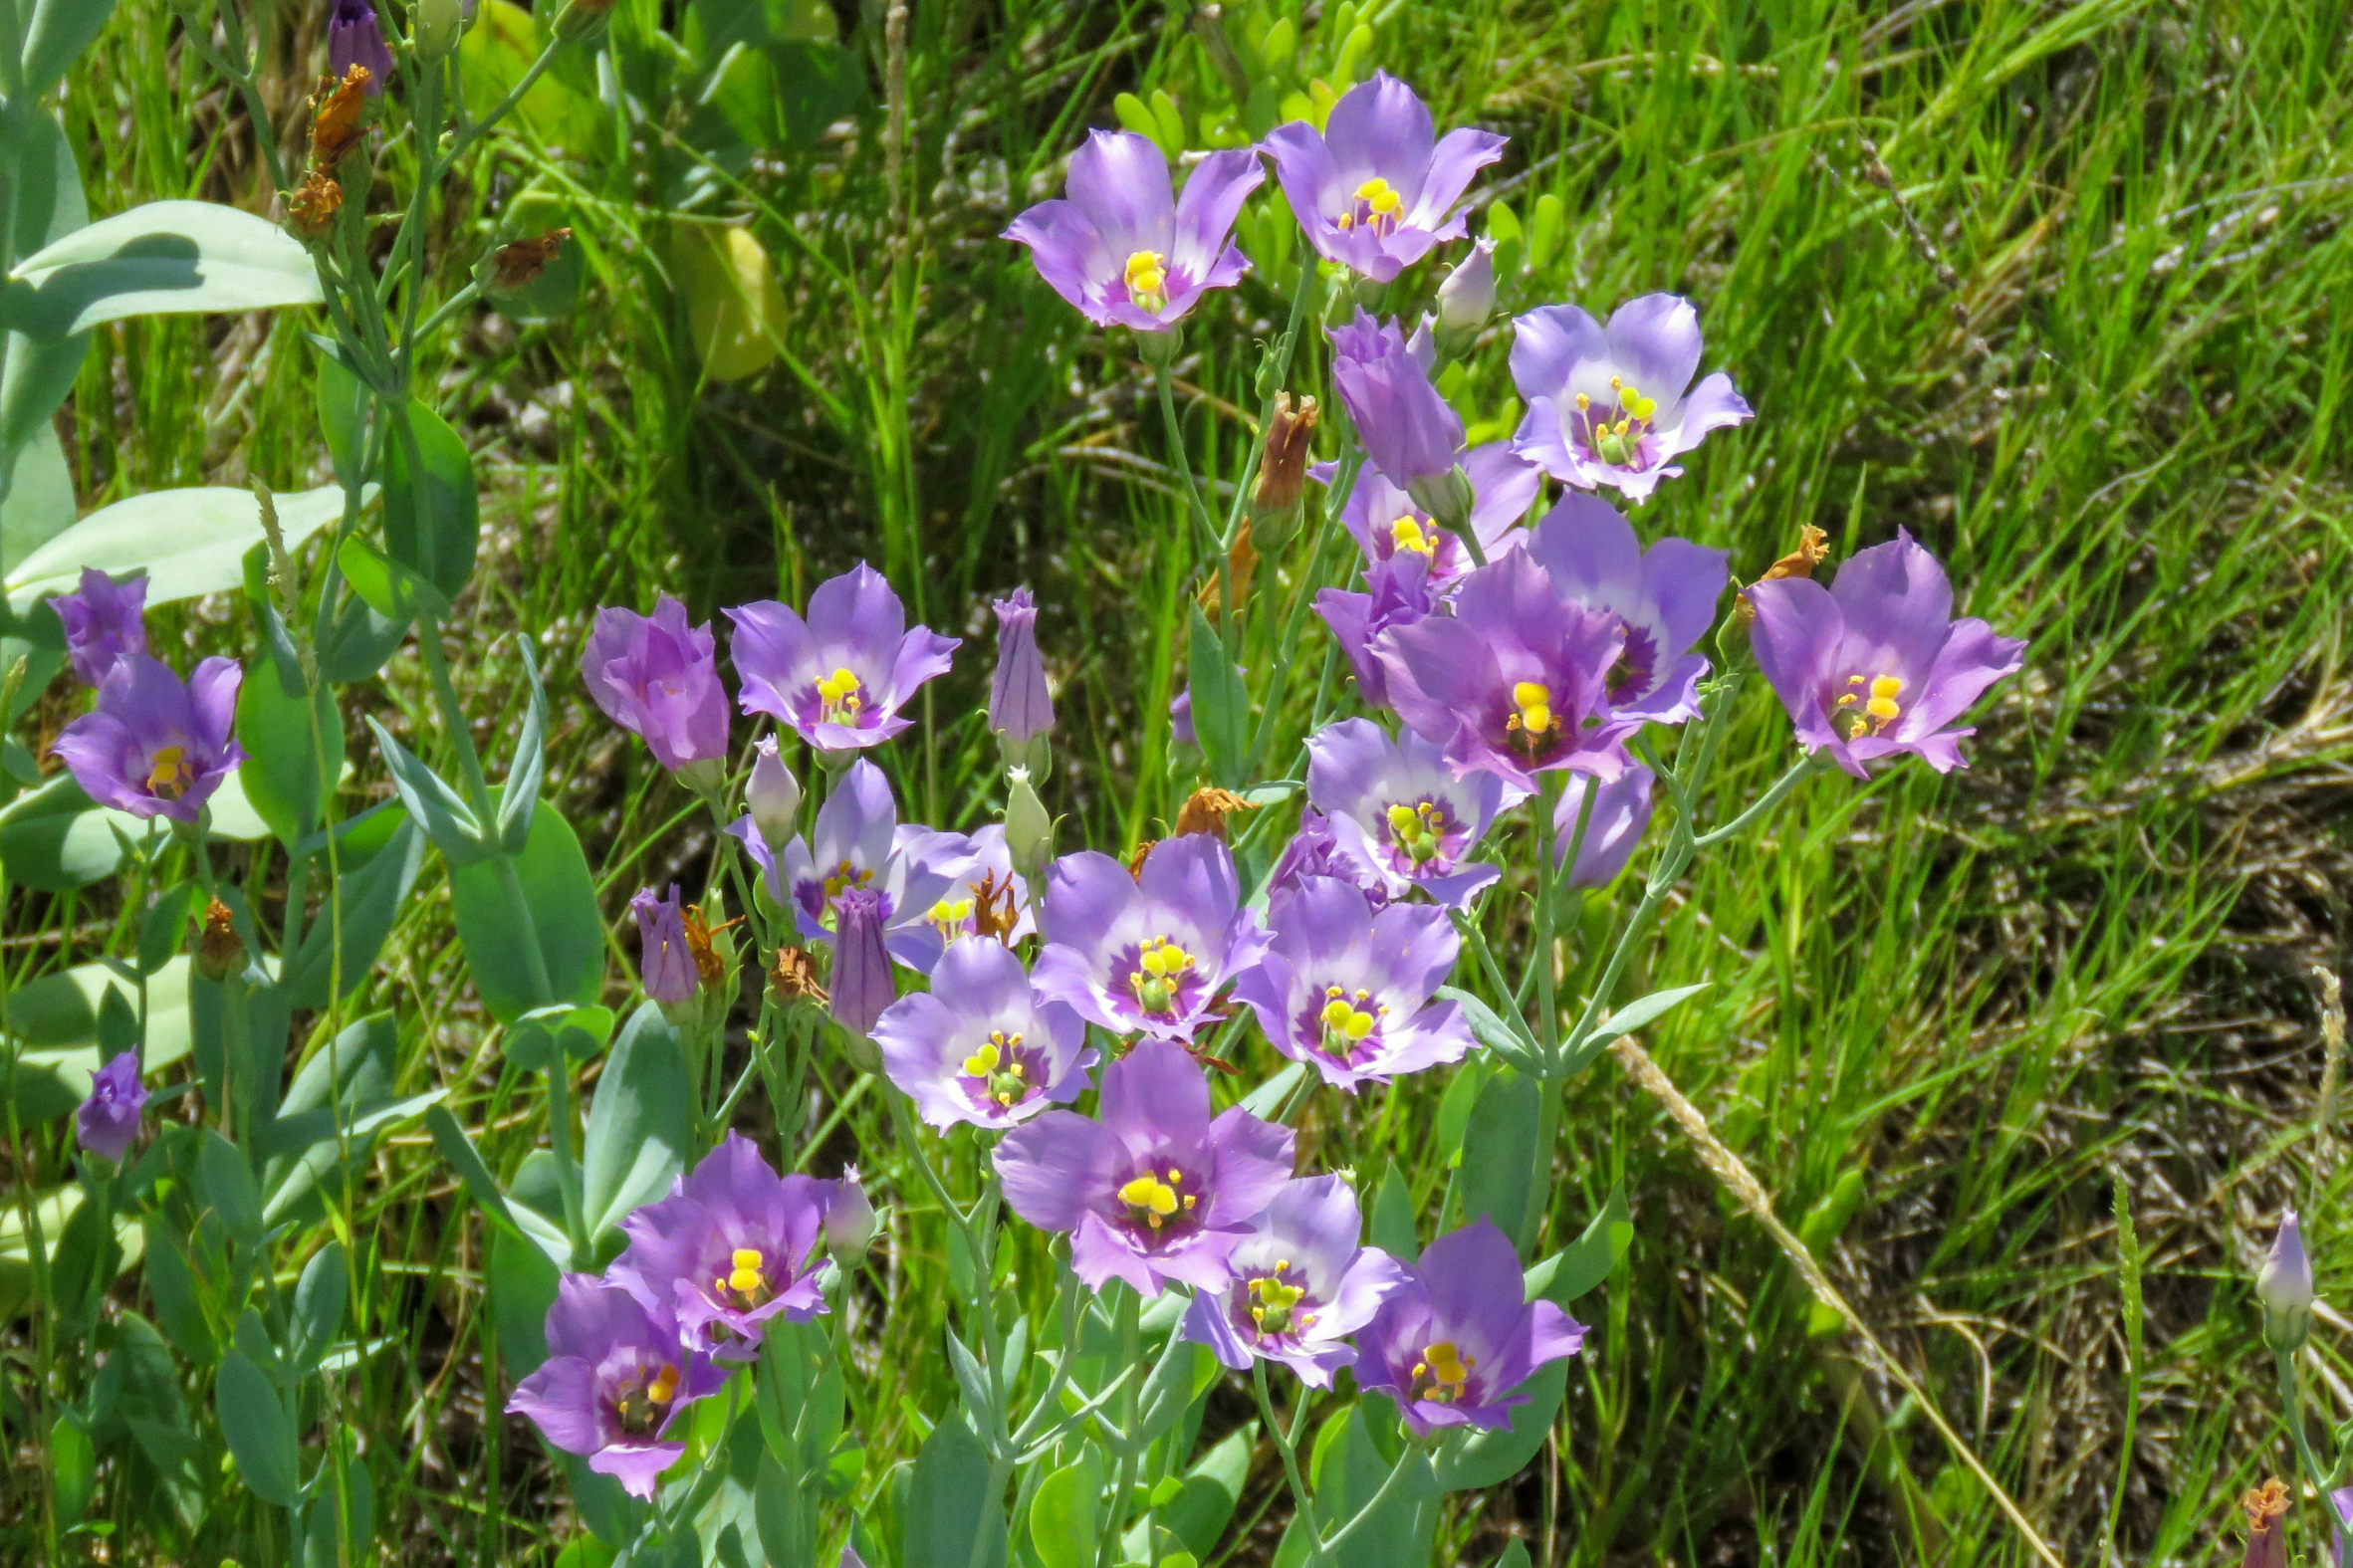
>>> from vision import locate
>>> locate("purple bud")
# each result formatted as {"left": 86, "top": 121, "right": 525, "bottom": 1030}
{"left": 2258, "top": 1207, "right": 2314, "bottom": 1353}
{"left": 51, "top": 567, "right": 147, "bottom": 688}
{"left": 988, "top": 588, "right": 1055, "bottom": 748}
{"left": 52, "top": 655, "right": 244, "bottom": 824}
{"left": 1170, "top": 686, "right": 1195, "bottom": 748}
{"left": 829, "top": 887, "right": 894, "bottom": 1036}
{"left": 328, "top": 0, "right": 394, "bottom": 94}
{"left": 76, "top": 1051, "right": 146, "bottom": 1161}
{"left": 1437, "top": 238, "right": 1497, "bottom": 333}
{"left": 1552, "top": 766, "right": 1654, "bottom": 889}
{"left": 631, "top": 885, "right": 699, "bottom": 1004}
{"left": 1328, "top": 310, "right": 1463, "bottom": 492}
{"left": 824, "top": 1166, "right": 878, "bottom": 1259}
{"left": 746, "top": 738, "right": 802, "bottom": 853}
{"left": 582, "top": 596, "right": 733, "bottom": 785}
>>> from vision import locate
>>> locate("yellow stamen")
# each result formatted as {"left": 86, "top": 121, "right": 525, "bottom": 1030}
{"left": 1125, "top": 249, "right": 1169, "bottom": 310}
{"left": 1118, "top": 1175, "right": 1179, "bottom": 1217}
{"left": 646, "top": 1367, "right": 679, "bottom": 1404}
{"left": 1390, "top": 516, "right": 1436, "bottom": 557}
{"left": 145, "top": 744, "right": 190, "bottom": 797}
{"left": 1511, "top": 680, "right": 1554, "bottom": 737}
{"left": 816, "top": 667, "right": 865, "bottom": 724}
{"left": 725, "top": 1246, "right": 765, "bottom": 1297}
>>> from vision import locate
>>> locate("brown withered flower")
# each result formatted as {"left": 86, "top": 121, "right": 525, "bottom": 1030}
{"left": 309, "top": 67, "right": 372, "bottom": 167}
{"left": 1194, "top": 519, "right": 1259, "bottom": 624}
{"left": 680, "top": 906, "right": 736, "bottom": 989}
{"left": 1174, "top": 785, "right": 1256, "bottom": 841}
{"left": 769, "top": 945, "right": 827, "bottom": 1008}
{"left": 1729, "top": 525, "right": 1831, "bottom": 633}
{"left": 2241, "top": 1477, "right": 2289, "bottom": 1568}
{"left": 493, "top": 228, "right": 574, "bottom": 291}
{"left": 196, "top": 898, "right": 241, "bottom": 983}
{"left": 1253, "top": 392, "right": 1319, "bottom": 519}
{"left": 1126, "top": 839, "right": 1157, "bottom": 880}
{"left": 969, "top": 870, "right": 1021, "bottom": 944}
{"left": 286, "top": 173, "right": 344, "bottom": 240}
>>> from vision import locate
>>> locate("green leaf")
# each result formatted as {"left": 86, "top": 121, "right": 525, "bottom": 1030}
{"left": 235, "top": 655, "right": 344, "bottom": 849}
{"left": 1370, "top": 1163, "right": 1418, "bottom": 1263}
{"left": 1237, "top": 1060, "right": 1303, "bottom": 1118}
{"left": 1307, "top": 1406, "right": 1437, "bottom": 1568}
{"left": 1436, "top": 987, "right": 1546, "bottom": 1077}
{"left": 364, "top": 717, "right": 490, "bottom": 869}
{"left": 300, "top": 1433, "right": 375, "bottom": 1568}
{"left": 1430, "top": 1360, "right": 1565, "bottom": 1492}
{"left": 582, "top": 1003, "right": 692, "bottom": 1240}
{"left": 0, "top": 424, "right": 77, "bottom": 577}
{"left": 287, "top": 1241, "right": 350, "bottom": 1370}
{"left": 0, "top": 112, "right": 92, "bottom": 501}
{"left": 425, "top": 1102, "right": 533, "bottom": 1242}
{"left": 904, "top": 1415, "right": 1006, "bottom": 1568}
{"left": 1457, "top": 1068, "right": 1540, "bottom": 1252}
{"left": 1524, "top": 1183, "right": 1631, "bottom": 1308}
{"left": 380, "top": 397, "right": 478, "bottom": 602}
{"left": 197, "top": 1128, "right": 262, "bottom": 1249}
{"left": 0, "top": 771, "right": 142, "bottom": 890}
{"left": 316, "top": 582, "right": 411, "bottom": 684}
{"left": 1186, "top": 605, "right": 1249, "bottom": 787}
{"left": 1494, "top": 1536, "right": 1533, "bottom": 1567}
{"left": 338, "top": 532, "right": 449, "bottom": 623}
{"left": 502, "top": 1000, "right": 614, "bottom": 1071}
{"left": 5, "top": 482, "right": 347, "bottom": 611}
{"left": 49, "top": 1415, "right": 94, "bottom": 1527}
{"left": 283, "top": 812, "right": 425, "bottom": 1008}
{"left": 490, "top": 1221, "right": 562, "bottom": 1379}
{"left": 138, "top": 881, "right": 198, "bottom": 977}
{"left": 1435, "top": 1055, "right": 1490, "bottom": 1157}
{"left": 215, "top": 1348, "right": 300, "bottom": 1505}
{"left": 140, "top": 1215, "right": 215, "bottom": 1364}
{"left": 756, "top": 1451, "right": 814, "bottom": 1568}
{"left": 1562, "top": 983, "right": 1710, "bottom": 1075}
{"left": 5, "top": 200, "right": 319, "bottom": 337}
{"left": 313, "top": 337, "right": 368, "bottom": 495}
{"left": 499, "top": 640, "right": 547, "bottom": 853}
{"left": 448, "top": 792, "right": 605, "bottom": 1023}
{"left": 1159, "top": 1427, "right": 1250, "bottom": 1557}
{"left": 1029, "top": 1453, "right": 1102, "bottom": 1568}
{"left": 22, "top": 0, "right": 122, "bottom": 98}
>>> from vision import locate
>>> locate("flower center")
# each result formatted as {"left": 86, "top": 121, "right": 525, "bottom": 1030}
{"left": 1117, "top": 1167, "right": 1196, "bottom": 1232}
{"left": 1832, "top": 673, "right": 1904, "bottom": 741}
{"left": 1572, "top": 376, "right": 1659, "bottom": 469}
{"left": 962, "top": 1029, "right": 1033, "bottom": 1108}
{"left": 1318, "top": 985, "right": 1385, "bottom": 1056}
{"left": 818, "top": 860, "right": 873, "bottom": 929}
{"left": 1408, "top": 1340, "right": 1475, "bottom": 1404}
{"left": 712, "top": 1246, "right": 771, "bottom": 1311}
{"left": 1124, "top": 250, "right": 1169, "bottom": 313}
{"left": 1247, "top": 1260, "right": 1311, "bottom": 1338}
{"left": 1389, "top": 516, "right": 1437, "bottom": 558}
{"left": 145, "top": 744, "right": 191, "bottom": 798}
{"left": 612, "top": 1362, "right": 682, "bottom": 1437}
{"left": 1126, "top": 935, "right": 1195, "bottom": 1015}
{"left": 927, "top": 896, "right": 975, "bottom": 941}
{"left": 1382, "top": 799, "right": 1451, "bottom": 865}
{"left": 1336, "top": 176, "right": 1404, "bottom": 237}
{"left": 1506, "top": 681, "right": 1555, "bottom": 738}
{"left": 815, "top": 666, "right": 865, "bottom": 725}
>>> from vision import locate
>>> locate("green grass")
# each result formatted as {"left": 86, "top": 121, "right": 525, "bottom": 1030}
{"left": 10, "top": 0, "right": 2353, "bottom": 1563}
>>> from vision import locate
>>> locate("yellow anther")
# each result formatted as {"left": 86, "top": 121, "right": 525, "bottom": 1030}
{"left": 962, "top": 1040, "right": 1002, "bottom": 1076}
{"left": 1124, "top": 250, "right": 1169, "bottom": 307}
{"left": 646, "top": 1366, "right": 679, "bottom": 1404}
{"left": 1344, "top": 1010, "right": 1375, "bottom": 1040}
{"left": 1866, "top": 695, "right": 1901, "bottom": 722}
{"left": 1322, "top": 999, "right": 1355, "bottom": 1029}
{"left": 1390, "top": 516, "right": 1436, "bottom": 557}
{"left": 1609, "top": 375, "right": 1623, "bottom": 389}
{"left": 1632, "top": 396, "right": 1658, "bottom": 419}
{"left": 1353, "top": 176, "right": 1401, "bottom": 214}
{"left": 1422, "top": 1341, "right": 1470, "bottom": 1387}
{"left": 146, "top": 745, "right": 190, "bottom": 796}
{"left": 726, "top": 1245, "right": 766, "bottom": 1296}
{"left": 1574, "top": 391, "right": 1591, "bottom": 411}
{"left": 1119, "top": 1175, "right": 1179, "bottom": 1217}
{"left": 817, "top": 667, "right": 866, "bottom": 723}
{"left": 1847, "top": 674, "right": 1867, "bottom": 685}
{"left": 1511, "top": 680, "right": 1554, "bottom": 736}
{"left": 1181, "top": 1194, "right": 1196, "bottom": 1210}
{"left": 1386, "top": 803, "right": 1419, "bottom": 833}
{"left": 1870, "top": 675, "right": 1903, "bottom": 701}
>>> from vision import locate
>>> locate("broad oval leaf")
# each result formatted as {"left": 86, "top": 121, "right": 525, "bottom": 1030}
{"left": 6, "top": 483, "right": 351, "bottom": 611}
{"left": 1429, "top": 1360, "right": 1566, "bottom": 1493}
{"left": 6, "top": 200, "right": 321, "bottom": 337}
{"left": 380, "top": 399, "right": 478, "bottom": 601}
{"left": 582, "top": 1004, "right": 692, "bottom": 1242}
{"left": 214, "top": 1348, "right": 300, "bottom": 1506}
{"left": 448, "top": 792, "right": 603, "bottom": 1023}
{"left": 1029, "top": 1454, "right": 1102, "bottom": 1568}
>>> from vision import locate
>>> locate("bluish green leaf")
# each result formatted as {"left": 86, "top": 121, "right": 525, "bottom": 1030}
{"left": 197, "top": 1128, "right": 262, "bottom": 1249}
{"left": 23, "top": 0, "right": 122, "bottom": 97}
{"left": 1370, "top": 1163, "right": 1418, "bottom": 1263}
{"left": 582, "top": 1003, "right": 692, "bottom": 1240}
{"left": 235, "top": 654, "right": 344, "bottom": 850}
{"left": 140, "top": 1215, "right": 214, "bottom": 1364}
{"left": 1029, "top": 1452, "right": 1102, "bottom": 1568}
{"left": 380, "top": 397, "right": 478, "bottom": 602}
{"left": 4, "top": 200, "right": 320, "bottom": 337}
{"left": 1238, "top": 1059, "right": 1303, "bottom": 1119}
{"left": 1437, "top": 987, "right": 1546, "bottom": 1077}
{"left": 1159, "top": 1427, "right": 1250, "bottom": 1558}
{"left": 1457, "top": 1068, "right": 1540, "bottom": 1253}
{"left": 499, "top": 640, "right": 547, "bottom": 853}
{"left": 1306, "top": 1405, "right": 1437, "bottom": 1568}
{"left": 49, "top": 1415, "right": 93, "bottom": 1527}
{"left": 287, "top": 1241, "right": 350, "bottom": 1370}
{"left": 905, "top": 1415, "right": 1005, "bottom": 1568}
{"left": 215, "top": 1348, "right": 300, "bottom": 1506}
{"left": 1562, "top": 983, "right": 1710, "bottom": 1076}
{"left": 449, "top": 792, "right": 605, "bottom": 1023}
{"left": 1186, "top": 605, "right": 1249, "bottom": 787}
{"left": 313, "top": 336, "right": 369, "bottom": 495}
{"left": 5, "top": 482, "right": 347, "bottom": 610}
{"left": 1430, "top": 1360, "right": 1565, "bottom": 1492}
{"left": 1524, "top": 1183, "right": 1632, "bottom": 1308}
{"left": 283, "top": 812, "right": 425, "bottom": 1008}
{"left": 502, "top": 1001, "right": 615, "bottom": 1071}
{"left": 364, "top": 717, "right": 490, "bottom": 869}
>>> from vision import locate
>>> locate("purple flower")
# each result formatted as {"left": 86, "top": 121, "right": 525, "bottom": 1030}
{"left": 1265, "top": 808, "right": 1385, "bottom": 910}
{"left": 872, "top": 935, "right": 1092, "bottom": 1131}
{"left": 1437, "top": 237, "right": 1497, "bottom": 332}
{"left": 995, "top": 1039, "right": 1295, "bottom": 1295}
{"left": 581, "top": 595, "right": 733, "bottom": 782}
{"left": 989, "top": 587, "right": 1055, "bottom": 748}
{"left": 631, "top": 885, "right": 698, "bottom": 1004}
{"left": 1552, "top": 766, "right": 1653, "bottom": 889}
{"left": 1745, "top": 529, "right": 2025, "bottom": 780}
{"left": 1182, "top": 1175, "right": 1407, "bottom": 1387}
{"left": 1320, "top": 444, "right": 1541, "bottom": 595}
{"left": 505, "top": 1275, "right": 727, "bottom": 1499}
{"left": 328, "top": 0, "right": 394, "bottom": 92}
{"left": 1510, "top": 294, "right": 1753, "bottom": 504}
{"left": 830, "top": 886, "right": 895, "bottom": 1036}
{"left": 1263, "top": 73, "right": 1505, "bottom": 283}
{"left": 746, "top": 737, "right": 803, "bottom": 852}
{"left": 51, "top": 568, "right": 147, "bottom": 688}
{"left": 76, "top": 1051, "right": 146, "bottom": 1161}
{"left": 730, "top": 760, "right": 969, "bottom": 969}
{"left": 729, "top": 564, "right": 959, "bottom": 754}
{"left": 52, "top": 654, "right": 243, "bottom": 824}
{"left": 1524, "top": 494, "right": 1725, "bottom": 723}
{"left": 1232, "top": 876, "right": 1474, "bottom": 1092}
{"left": 2258, "top": 1207, "right": 2314, "bottom": 1317}
{"left": 1374, "top": 551, "right": 1633, "bottom": 792}
{"left": 1328, "top": 311, "right": 1462, "bottom": 495}
{"left": 893, "top": 822, "right": 1035, "bottom": 961}
{"left": 1304, "top": 718, "right": 1523, "bottom": 908}
{"left": 1170, "top": 686, "right": 1195, "bottom": 747}
{"left": 1031, "top": 835, "right": 1270, "bottom": 1043}
{"left": 1005, "top": 130, "right": 1263, "bottom": 333}
{"left": 607, "top": 1133, "right": 834, "bottom": 1364}
{"left": 1314, "top": 550, "right": 1437, "bottom": 712}
{"left": 1353, "top": 1220, "right": 1586, "bottom": 1437}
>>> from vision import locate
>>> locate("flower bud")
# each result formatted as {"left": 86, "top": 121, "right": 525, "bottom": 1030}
{"left": 989, "top": 588, "right": 1056, "bottom": 777}
{"left": 1404, "top": 465, "right": 1475, "bottom": 533}
{"left": 2258, "top": 1207, "right": 2314, "bottom": 1352}
{"left": 632, "top": 885, "right": 698, "bottom": 1005}
{"left": 747, "top": 738, "right": 802, "bottom": 853}
{"left": 828, "top": 888, "right": 894, "bottom": 1045}
{"left": 824, "top": 1167, "right": 877, "bottom": 1261}
{"left": 1004, "top": 767, "right": 1054, "bottom": 883}
{"left": 1437, "top": 238, "right": 1497, "bottom": 333}
{"left": 556, "top": 0, "right": 617, "bottom": 40}
{"left": 414, "top": 0, "right": 465, "bottom": 58}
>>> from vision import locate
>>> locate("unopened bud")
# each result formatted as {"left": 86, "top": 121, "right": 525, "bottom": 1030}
{"left": 824, "top": 1167, "right": 877, "bottom": 1261}
{"left": 1437, "top": 238, "right": 1497, "bottom": 333}
{"left": 196, "top": 899, "right": 241, "bottom": 983}
{"left": 1005, "top": 768, "right": 1054, "bottom": 881}
{"left": 556, "top": 0, "right": 617, "bottom": 39}
{"left": 2258, "top": 1207, "right": 2314, "bottom": 1353}
{"left": 1404, "top": 465, "right": 1475, "bottom": 533}
{"left": 747, "top": 738, "right": 802, "bottom": 854}
{"left": 415, "top": 0, "right": 466, "bottom": 58}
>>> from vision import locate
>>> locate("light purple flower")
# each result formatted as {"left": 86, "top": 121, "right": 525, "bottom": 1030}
{"left": 1318, "top": 444, "right": 1541, "bottom": 594}
{"left": 730, "top": 759, "right": 970, "bottom": 970}
{"left": 746, "top": 738, "right": 803, "bottom": 852}
{"left": 1510, "top": 294, "right": 1753, "bottom": 503}
{"left": 76, "top": 1051, "right": 146, "bottom": 1161}
{"left": 1232, "top": 876, "right": 1474, "bottom": 1092}
{"left": 329, "top": 0, "right": 394, "bottom": 92}
{"left": 1305, "top": 718, "right": 1523, "bottom": 908}
{"left": 1552, "top": 766, "right": 1653, "bottom": 890}
{"left": 1353, "top": 1220, "right": 1586, "bottom": 1438}
{"left": 1314, "top": 550, "right": 1437, "bottom": 713}
{"left": 824, "top": 1168, "right": 877, "bottom": 1259}
{"left": 631, "top": 885, "right": 698, "bottom": 1004}
{"left": 52, "top": 654, "right": 243, "bottom": 824}
{"left": 872, "top": 936, "right": 1092, "bottom": 1131}
{"left": 989, "top": 587, "right": 1055, "bottom": 747}
{"left": 1265, "top": 808, "right": 1385, "bottom": 910}
{"left": 1263, "top": 73, "right": 1506, "bottom": 283}
{"left": 995, "top": 1039, "right": 1295, "bottom": 1295}
{"left": 1525, "top": 494, "right": 1726, "bottom": 723}
{"left": 1437, "top": 237, "right": 1497, "bottom": 332}
{"left": 1183, "top": 1175, "right": 1407, "bottom": 1387}
{"left": 830, "top": 886, "right": 895, "bottom": 1036}
{"left": 2258, "top": 1207, "right": 2314, "bottom": 1317}
{"left": 505, "top": 1275, "right": 727, "bottom": 1499}
{"left": 581, "top": 595, "right": 732, "bottom": 781}
{"left": 51, "top": 568, "right": 147, "bottom": 688}
{"left": 892, "top": 821, "right": 1035, "bottom": 965}
{"left": 1328, "top": 311, "right": 1461, "bottom": 494}
{"left": 1004, "top": 130, "right": 1263, "bottom": 333}
{"left": 1374, "top": 551, "right": 1633, "bottom": 792}
{"left": 1031, "top": 835, "right": 1270, "bottom": 1043}
{"left": 729, "top": 564, "right": 959, "bottom": 754}
{"left": 1745, "top": 529, "right": 2025, "bottom": 781}
{"left": 607, "top": 1133, "right": 834, "bottom": 1364}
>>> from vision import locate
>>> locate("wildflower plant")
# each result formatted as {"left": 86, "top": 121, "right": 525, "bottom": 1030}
{"left": 0, "top": 13, "right": 2033, "bottom": 1562}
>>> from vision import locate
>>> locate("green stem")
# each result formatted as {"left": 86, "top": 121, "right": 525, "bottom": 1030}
{"left": 543, "top": 1061, "right": 589, "bottom": 1263}
{"left": 1154, "top": 362, "right": 1227, "bottom": 625}
{"left": 1316, "top": 1436, "right": 1430, "bottom": 1557}
{"left": 1253, "top": 1361, "right": 1323, "bottom": 1568}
